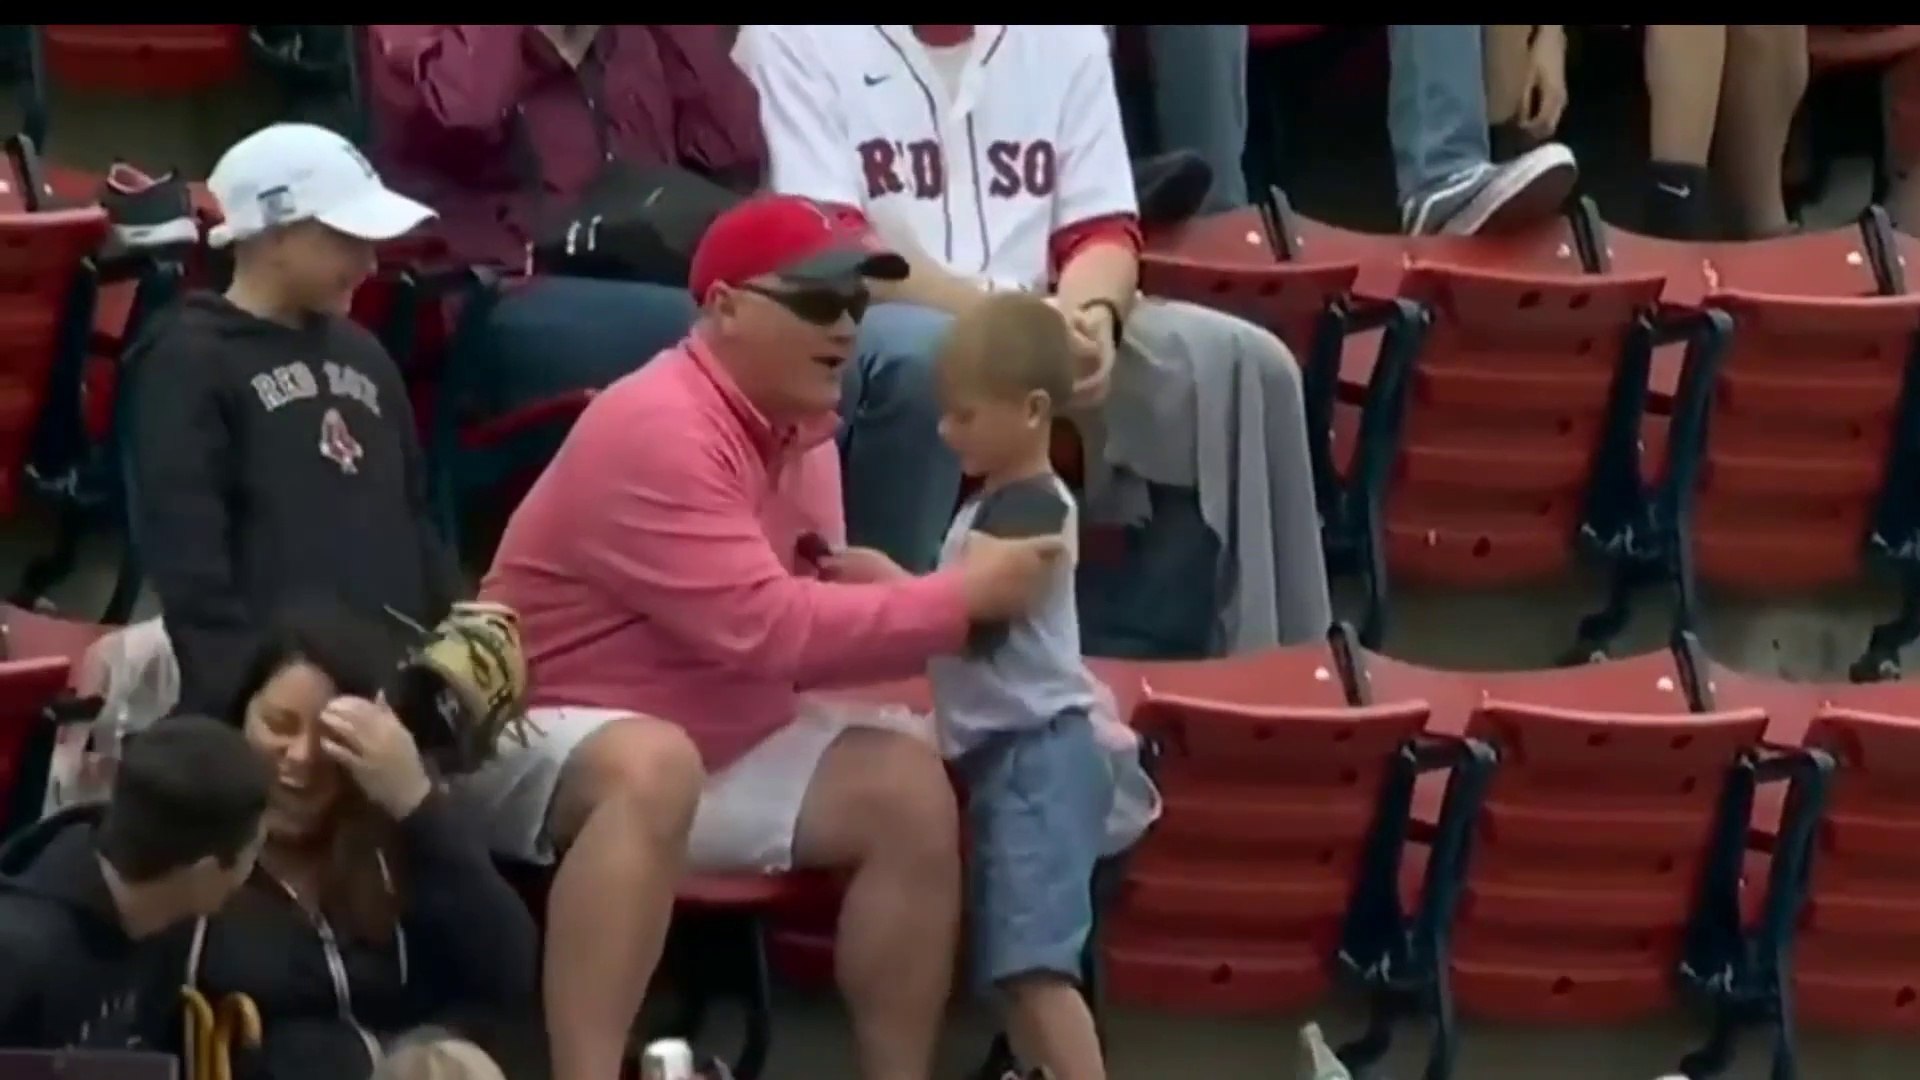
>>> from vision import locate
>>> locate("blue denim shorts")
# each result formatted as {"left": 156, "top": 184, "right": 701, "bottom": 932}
{"left": 959, "top": 709, "right": 1115, "bottom": 993}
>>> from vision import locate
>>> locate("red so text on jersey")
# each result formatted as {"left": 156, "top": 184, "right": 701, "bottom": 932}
{"left": 858, "top": 137, "right": 1056, "bottom": 203}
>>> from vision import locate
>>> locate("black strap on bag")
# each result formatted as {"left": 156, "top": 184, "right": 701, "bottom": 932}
{"left": 514, "top": 48, "right": 743, "bottom": 288}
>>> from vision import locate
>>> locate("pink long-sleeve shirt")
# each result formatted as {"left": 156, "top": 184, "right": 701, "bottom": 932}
{"left": 481, "top": 331, "right": 968, "bottom": 769}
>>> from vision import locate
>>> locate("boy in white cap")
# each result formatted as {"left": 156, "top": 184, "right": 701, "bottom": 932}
{"left": 127, "top": 122, "right": 462, "bottom": 717}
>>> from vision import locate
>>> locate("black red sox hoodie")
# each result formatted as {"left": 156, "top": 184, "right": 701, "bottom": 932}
{"left": 127, "top": 292, "right": 461, "bottom": 715}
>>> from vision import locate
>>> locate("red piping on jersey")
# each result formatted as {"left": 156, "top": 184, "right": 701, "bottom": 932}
{"left": 1049, "top": 214, "right": 1143, "bottom": 284}
{"left": 873, "top": 26, "right": 953, "bottom": 264}
{"left": 911, "top": 25, "right": 972, "bottom": 47}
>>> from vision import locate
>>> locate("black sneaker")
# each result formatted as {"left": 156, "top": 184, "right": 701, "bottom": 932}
{"left": 99, "top": 161, "right": 198, "bottom": 251}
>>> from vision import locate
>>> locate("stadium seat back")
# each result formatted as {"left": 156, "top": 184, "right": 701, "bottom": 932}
{"left": 1383, "top": 261, "right": 1665, "bottom": 585}
{"left": 41, "top": 25, "right": 247, "bottom": 93}
{"left": 1451, "top": 700, "right": 1767, "bottom": 1023}
{"left": 1106, "top": 645, "right": 1422, "bottom": 1013}
{"left": 1693, "top": 291, "right": 1920, "bottom": 591}
{"left": 1, "top": 603, "right": 113, "bottom": 671}
{"left": 0, "top": 657, "right": 76, "bottom": 837}
{"left": 1795, "top": 703, "right": 1920, "bottom": 1030}
{"left": 1351, "top": 641, "right": 1691, "bottom": 737}
{"left": 0, "top": 208, "right": 110, "bottom": 516}
{"left": 1138, "top": 255, "right": 1358, "bottom": 362}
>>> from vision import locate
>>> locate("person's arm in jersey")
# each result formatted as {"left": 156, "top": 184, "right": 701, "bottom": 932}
{"left": 734, "top": 25, "right": 991, "bottom": 314}
{"left": 372, "top": 25, "right": 538, "bottom": 159}
{"left": 1049, "top": 30, "right": 1142, "bottom": 322}
{"left": 1048, "top": 29, "right": 1145, "bottom": 403}
{"left": 128, "top": 332, "right": 252, "bottom": 715}
{"left": 655, "top": 25, "right": 766, "bottom": 192}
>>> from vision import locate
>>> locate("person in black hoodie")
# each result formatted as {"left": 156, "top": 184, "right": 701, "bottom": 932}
{"left": 164, "top": 600, "right": 537, "bottom": 1080}
{"left": 129, "top": 121, "right": 460, "bottom": 717}
{"left": 0, "top": 715, "right": 269, "bottom": 1050}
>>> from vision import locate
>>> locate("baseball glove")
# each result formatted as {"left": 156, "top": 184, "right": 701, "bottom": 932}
{"left": 384, "top": 601, "right": 531, "bottom": 775}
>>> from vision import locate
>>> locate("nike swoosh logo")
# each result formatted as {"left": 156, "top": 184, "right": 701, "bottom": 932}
{"left": 863, "top": 74, "right": 890, "bottom": 87}
{"left": 1657, "top": 182, "right": 1692, "bottom": 199}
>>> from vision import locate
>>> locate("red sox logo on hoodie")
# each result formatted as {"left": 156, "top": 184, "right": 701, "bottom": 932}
{"left": 319, "top": 407, "right": 364, "bottom": 475}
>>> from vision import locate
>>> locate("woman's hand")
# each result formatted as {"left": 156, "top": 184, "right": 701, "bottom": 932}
{"left": 320, "top": 695, "right": 433, "bottom": 820}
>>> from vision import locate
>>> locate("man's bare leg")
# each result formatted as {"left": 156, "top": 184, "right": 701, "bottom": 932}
{"left": 1005, "top": 974, "right": 1106, "bottom": 1080}
{"left": 792, "top": 728, "right": 961, "bottom": 1080}
{"left": 543, "top": 717, "right": 705, "bottom": 1080}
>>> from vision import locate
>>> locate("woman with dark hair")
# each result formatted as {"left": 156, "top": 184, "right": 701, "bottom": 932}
{"left": 165, "top": 601, "right": 537, "bottom": 1080}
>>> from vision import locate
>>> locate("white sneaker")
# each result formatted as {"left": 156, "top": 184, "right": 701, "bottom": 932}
{"left": 1301, "top": 1022, "right": 1355, "bottom": 1079}
{"left": 1401, "top": 142, "right": 1579, "bottom": 237}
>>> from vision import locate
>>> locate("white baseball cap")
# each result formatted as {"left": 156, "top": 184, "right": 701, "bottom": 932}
{"left": 206, "top": 122, "right": 436, "bottom": 249}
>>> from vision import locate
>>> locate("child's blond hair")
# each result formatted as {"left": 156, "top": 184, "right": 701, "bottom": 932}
{"left": 372, "top": 1035, "right": 508, "bottom": 1080}
{"left": 936, "top": 292, "right": 1077, "bottom": 416}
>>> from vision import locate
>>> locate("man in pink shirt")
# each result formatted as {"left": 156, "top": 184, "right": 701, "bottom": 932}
{"left": 460, "top": 195, "right": 1065, "bottom": 1080}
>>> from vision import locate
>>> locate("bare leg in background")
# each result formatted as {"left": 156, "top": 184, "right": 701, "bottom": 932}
{"left": 1644, "top": 25, "right": 1729, "bottom": 237}
{"left": 1712, "top": 24, "right": 1810, "bottom": 237}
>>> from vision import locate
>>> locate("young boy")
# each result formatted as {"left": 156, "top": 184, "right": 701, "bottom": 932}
{"left": 927, "top": 292, "right": 1114, "bottom": 1080}
{"left": 128, "top": 123, "right": 461, "bottom": 717}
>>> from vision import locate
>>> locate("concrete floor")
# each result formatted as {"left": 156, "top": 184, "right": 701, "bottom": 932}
{"left": 7, "top": 31, "right": 1920, "bottom": 1080}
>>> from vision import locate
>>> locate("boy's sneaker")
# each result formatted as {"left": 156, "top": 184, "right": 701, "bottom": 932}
{"left": 99, "top": 161, "right": 199, "bottom": 251}
{"left": 1401, "top": 142, "right": 1579, "bottom": 237}
{"left": 1300, "top": 1021, "right": 1354, "bottom": 1079}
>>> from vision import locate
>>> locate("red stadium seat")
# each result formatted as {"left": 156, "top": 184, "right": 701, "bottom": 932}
{"left": 0, "top": 656, "right": 76, "bottom": 839}
{"left": 1607, "top": 210, "right": 1920, "bottom": 678}
{"left": 1142, "top": 192, "right": 1426, "bottom": 644}
{"left": 1352, "top": 638, "right": 1829, "bottom": 1074}
{"left": 1793, "top": 701, "right": 1920, "bottom": 1033}
{"left": 1104, "top": 632, "right": 1495, "bottom": 1077}
{"left": 1807, "top": 25, "right": 1920, "bottom": 70}
{"left": 40, "top": 25, "right": 247, "bottom": 92}
{"left": 1453, "top": 700, "right": 1765, "bottom": 1016}
{"left": 0, "top": 187, "right": 109, "bottom": 522}
{"left": 20, "top": 27, "right": 249, "bottom": 152}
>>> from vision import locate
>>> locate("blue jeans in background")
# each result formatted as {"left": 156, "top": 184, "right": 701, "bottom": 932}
{"left": 1388, "top": 24, "right": 1495, "bottom": 205}
{"left": 1144, "top": 24, "right": 1251, "bottom": 212}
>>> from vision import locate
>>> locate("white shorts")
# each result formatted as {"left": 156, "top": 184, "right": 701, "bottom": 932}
{"left": 456, "top": 695, "right": 934, "bottom": 870}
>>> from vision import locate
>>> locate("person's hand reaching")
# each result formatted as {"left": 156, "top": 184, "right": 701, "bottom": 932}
{"left": 956, "top": 531, "right": 1067, "bottom": 621}
{"left": 819, "top": 545, "right": 910, "bottom": 584}
{"left": 1518, "top": 26, "right": 1569, "bottom": 140}
{"left": 319, "top": 695, "right": 433, "bottom": 820}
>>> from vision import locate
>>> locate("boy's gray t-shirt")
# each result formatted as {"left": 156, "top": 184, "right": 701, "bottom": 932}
{"left": 927, "top": 473, "right": 1096, "bottom": 757}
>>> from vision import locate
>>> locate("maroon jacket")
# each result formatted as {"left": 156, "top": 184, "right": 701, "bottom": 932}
{"left": 367, "top": 25, "right": 765, "bottom": 269}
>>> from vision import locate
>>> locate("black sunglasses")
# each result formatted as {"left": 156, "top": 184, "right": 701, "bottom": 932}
{"left": 739, "top": 282, "right": 871, "bottom": 326}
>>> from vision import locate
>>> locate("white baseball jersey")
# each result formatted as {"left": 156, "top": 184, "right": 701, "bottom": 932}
{"left": 735, "top": 25, "right": 1137, "bottom": 293}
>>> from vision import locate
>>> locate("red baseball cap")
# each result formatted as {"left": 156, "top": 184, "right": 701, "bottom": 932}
{"left": 688, "top": 194, "right": 909, "bottom": 301}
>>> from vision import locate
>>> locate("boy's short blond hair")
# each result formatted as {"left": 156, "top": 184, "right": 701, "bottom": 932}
{"left": 372, "top": 1035, "right": 508, "bottom": 1080}
{"left": 937, "top": 292, "right": 1077, "bottom": 415}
